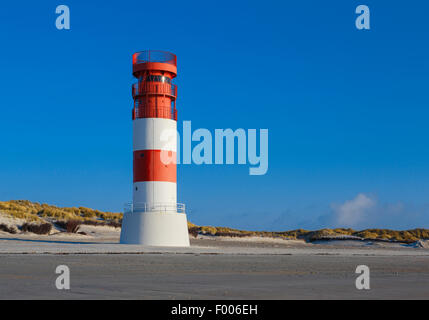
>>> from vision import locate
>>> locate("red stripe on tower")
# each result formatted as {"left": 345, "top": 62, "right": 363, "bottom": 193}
{"left": 133, "top": 150, "right": 177, "bottom": 183}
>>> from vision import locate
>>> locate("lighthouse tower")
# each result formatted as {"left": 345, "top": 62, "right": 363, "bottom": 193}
{"left": 120, "top": 50, "right": 190, "bottom": 246}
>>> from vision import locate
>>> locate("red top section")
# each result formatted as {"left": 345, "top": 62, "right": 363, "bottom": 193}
{"left": 132, "top": 50, "right": 178, "bottom": 121}
{"left": 132, "top": 50, "right": 177, "bottom": 78}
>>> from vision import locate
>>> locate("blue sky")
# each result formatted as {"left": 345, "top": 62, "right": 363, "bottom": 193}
{"left": 0, "top": 0, "right": 428, "bottom": 230}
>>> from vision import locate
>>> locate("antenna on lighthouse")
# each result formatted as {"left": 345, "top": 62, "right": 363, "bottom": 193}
{"left": 120, "top": 50, "right": 190, "bottom": 247}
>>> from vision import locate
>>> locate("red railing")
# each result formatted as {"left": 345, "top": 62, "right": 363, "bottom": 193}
{"left": 134, "top": 101, "right": 177, "bottom": 121}
{"left": 132, "top": 82, "right": 177, "bottom": 99}
{"left": 132, "top": 50, "right": 177, "bottom": 66}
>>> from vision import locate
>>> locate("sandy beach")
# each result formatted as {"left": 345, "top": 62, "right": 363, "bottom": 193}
{"left": 1, "top": 228, "right": 429, "bottom": 299}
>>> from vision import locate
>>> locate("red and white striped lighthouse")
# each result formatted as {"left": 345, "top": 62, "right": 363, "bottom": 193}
{"left": 120, "top": 50, "right": 190, "bottom": 246}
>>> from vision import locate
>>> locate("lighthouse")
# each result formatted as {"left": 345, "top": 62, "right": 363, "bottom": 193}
{"left": 120, "top": 50, "right": 190, "bottom": 246}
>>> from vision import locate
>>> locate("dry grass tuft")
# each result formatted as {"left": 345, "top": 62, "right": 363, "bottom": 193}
{"left": 21, "top": 223, "right": 52, "bottom": 235}
{"left": 55, "top": 220, "right": 81, "bottom": 233}
{"left": 0, "top": 223, "right": 17, "bottom": 234}
{"left": 80, "top": 220, "right": 121, "bottom": 228}
{"left": 188, "top": 226, "right": 199, "bottom": 237}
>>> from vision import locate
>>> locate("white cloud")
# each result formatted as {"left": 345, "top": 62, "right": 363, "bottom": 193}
{"left": 331, "top": 193, "right": 375, "bottom": 227}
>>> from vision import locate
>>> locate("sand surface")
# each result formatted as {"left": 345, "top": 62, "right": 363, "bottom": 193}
{"left": 1, "top": 253, "right": 428, "bottom": 299}
{"left": 0, "top": 229, "right": 428, "bottom": 255}
{"left": 0, "top": 230, "right": 428, "bottom": 299}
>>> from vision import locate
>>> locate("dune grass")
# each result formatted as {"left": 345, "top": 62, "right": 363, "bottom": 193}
{"left": 1, "top": 200, "right": 428, "bottom": 242}
{"left": 0, "top": 200, "right": 122, "bottom": 223}
{"left": 190, "top": 225, "right": 429, "bottom": 243}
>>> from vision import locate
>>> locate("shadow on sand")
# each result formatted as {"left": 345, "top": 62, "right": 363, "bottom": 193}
{"left": 0, "top": 237, "right": 117, "bottom": 245}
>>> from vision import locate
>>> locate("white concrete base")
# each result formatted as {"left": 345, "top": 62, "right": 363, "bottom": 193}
{"left": 120, "top": 212, "right": 190, "bottom": 247}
